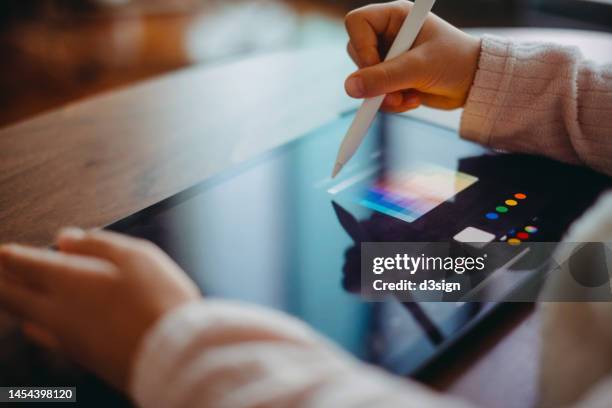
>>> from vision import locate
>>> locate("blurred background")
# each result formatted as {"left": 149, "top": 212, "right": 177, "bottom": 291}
{"left": 1, "top": 0, "right": 612, "bottom": 129}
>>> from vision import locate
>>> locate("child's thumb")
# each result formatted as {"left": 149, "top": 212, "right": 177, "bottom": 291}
{"left": 345, "top": 52, "right": 426, "bottom": 98}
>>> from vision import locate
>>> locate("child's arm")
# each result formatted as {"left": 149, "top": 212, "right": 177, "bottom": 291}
{"left": 345, "top": 1, "right": 612, "bottom": 176}
{"left": 461, "top": 36, "right": 612, "bottom": 176}
{"left": 130, "top": 299, "right": 476, "bottom": 408}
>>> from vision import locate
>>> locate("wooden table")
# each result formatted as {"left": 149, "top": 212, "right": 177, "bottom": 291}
{"left": 1, "top": 28, "right": 611, "bottom": 407}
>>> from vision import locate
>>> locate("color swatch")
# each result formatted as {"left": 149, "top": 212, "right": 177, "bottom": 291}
{"left": 505, "top": 199, "right": 518, "bottom": 207}
{"left": 359, "top": 164, "right": 478, "bottom": 223}
{"left": 516, "top": 232, "right": 529, "bottom": 240}
{"left": 503, "top": 222, "right": 539, "bottom": 246}
{"left": 485, "top": 192, "right": 528, "bottom": 221}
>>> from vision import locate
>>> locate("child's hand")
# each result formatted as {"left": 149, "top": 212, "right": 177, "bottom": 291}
{"left": 344, "top": 0, "right": 481, "bottom": 112}
{"left": 0, "top": 229, "right": 200, "bottom": 391}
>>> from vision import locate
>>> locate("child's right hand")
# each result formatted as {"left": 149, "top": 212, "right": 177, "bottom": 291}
{"left": 344, "top": 1, "right": 482, "bottom": 112}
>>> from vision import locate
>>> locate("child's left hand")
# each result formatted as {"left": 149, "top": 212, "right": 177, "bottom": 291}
{"left": 0, "top": 228, "right": 201, "bottom": 391}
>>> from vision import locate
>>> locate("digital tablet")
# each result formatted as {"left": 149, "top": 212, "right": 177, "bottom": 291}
{"left": 108, "top": 113, "right": 611, "bottom": 377}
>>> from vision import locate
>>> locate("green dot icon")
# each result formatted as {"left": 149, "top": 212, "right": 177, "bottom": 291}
{"left": 496, "top": 206, "right": 509, "bottom": 213}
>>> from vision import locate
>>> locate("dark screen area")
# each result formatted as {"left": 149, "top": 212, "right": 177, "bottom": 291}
{"left": 108, "top": 114, "right": 611, "bottom": 375}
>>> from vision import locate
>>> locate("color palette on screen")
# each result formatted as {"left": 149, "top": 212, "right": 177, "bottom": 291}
{"left": 358, "top": 164, "right": 478, "bottom": 223}
{"left": 516, "top": 232, "right": 529, "bottom": 240}
{"left": 485, "top": 193, "right": 527, "bottom": 221}
{"left": 502, "top": 224, "right": 539, "bottom": 245}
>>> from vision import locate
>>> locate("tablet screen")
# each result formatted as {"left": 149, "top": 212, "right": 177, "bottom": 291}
{"left": 109, "top": 113, "right": 610, "bottom": 376}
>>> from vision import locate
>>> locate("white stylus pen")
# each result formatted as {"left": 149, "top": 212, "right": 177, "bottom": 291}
{"left": 332, "top": 0, "right": 436, "bottom": 178}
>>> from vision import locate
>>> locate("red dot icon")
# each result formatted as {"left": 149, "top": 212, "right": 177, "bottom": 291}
{"left": 517, "top": 232, "right": 529, "bottom": 240}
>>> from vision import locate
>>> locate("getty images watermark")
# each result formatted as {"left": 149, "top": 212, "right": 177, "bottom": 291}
{"left": 359, "top": 242, "right": 612, "bottom": 302}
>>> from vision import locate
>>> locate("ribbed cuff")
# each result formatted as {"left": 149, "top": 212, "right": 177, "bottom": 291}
{"left": 460, "top": 35, "right": 516, "bottom": 146}
{"left": 129, "top": 301, "right": 206, "bottom": 408}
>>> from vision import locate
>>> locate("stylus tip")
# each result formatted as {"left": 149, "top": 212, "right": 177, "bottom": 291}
{"left": 332, "top": 163, "right": 343, "bottom": 179}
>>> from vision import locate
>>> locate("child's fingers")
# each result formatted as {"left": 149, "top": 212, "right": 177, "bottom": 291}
{"left": 0, "top": 279, "right": 49, "bottom": 322}
{"left": 418, "top": 93, "right": 463, "bottom": 110}
{"left": 57, "top": 228, "right": 145, "bottom": 264}
{"left": 345, "top": 2, "right": 408, "bottom": 67}
{"left": 381, "top": 90, "right": 421, "bottom": 113}
{"left": 347, "top": 42, "right": 377, "bottom": 68}
{"left": 345, "top": 2, "right": 420, "bottom": 68}
{"left": 0, "top": 244, "right": 115, "bottom": 294}
{"left": 344, "top": 9, "right": 380, "bottom": 67}
{"left": 347, "top": 42, "right": 361, "bottom": 67}
{"left": 345, "top": 40, "right": 380, "bottom": 69}
{"left": 22, "top": 321, "right": 61, "bottom": 350}
{"left": 345, "top": 50, "right": 427, "bottom": 98}
{"left": 381, "top": 92, "right": 404, "bottom": 109}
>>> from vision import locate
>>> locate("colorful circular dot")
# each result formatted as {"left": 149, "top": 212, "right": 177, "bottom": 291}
{"left": 496, "top": 206, "right": 508, "bottom": 213}
{"left": 508, "top": 238, "right": 522, "bottom": 246}
{"left": 525, "top": 226, "right": 538, "bottom": 234}
{"left": 515, "top": 193, "right": 527, "bottom": 200}
{"left": 486, "top": 212, "right": 499, "bottom": 220}
{"left": 517, "top": 232, "right": 530, "bottom": 240}
{"left": 505, "top": 199, "right": 518, "bottom": 207}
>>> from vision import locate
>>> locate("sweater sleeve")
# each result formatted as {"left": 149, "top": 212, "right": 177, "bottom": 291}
{"left": 460, "top": 35, "right": 612, "bottom": 176}
{"left": 129, "top": 299, "right": 474, "bottom": 408}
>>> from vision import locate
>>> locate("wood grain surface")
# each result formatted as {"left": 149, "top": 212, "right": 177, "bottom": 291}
{"left": 0, "top": 47, "right": 354, "bottom": 246}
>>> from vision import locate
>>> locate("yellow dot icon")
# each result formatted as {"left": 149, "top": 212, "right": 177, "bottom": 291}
{"left": 505, "top": 199, "right": 518, "bottom": 207}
